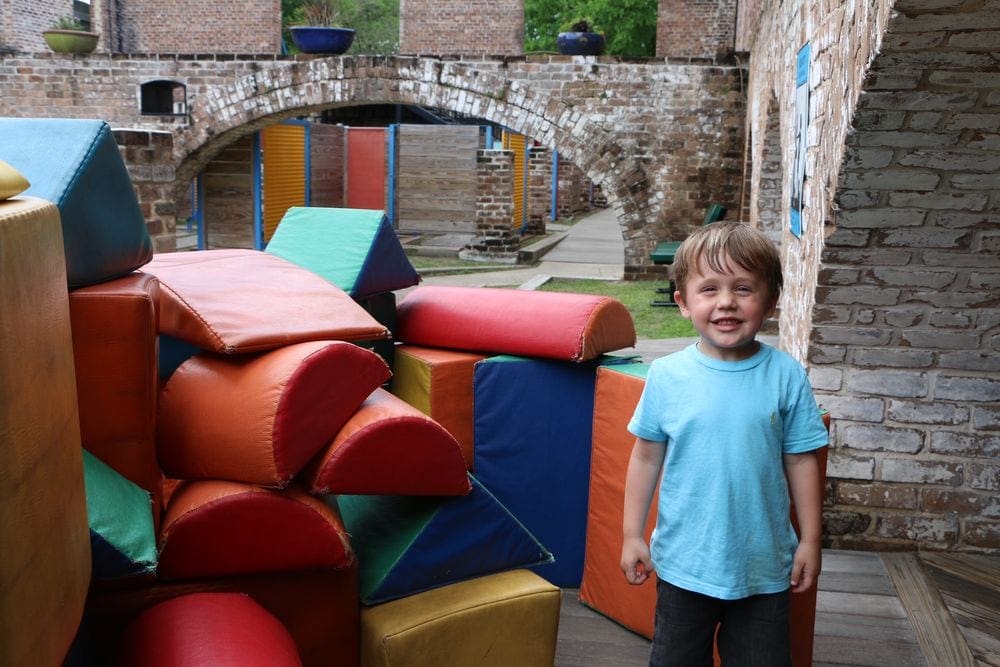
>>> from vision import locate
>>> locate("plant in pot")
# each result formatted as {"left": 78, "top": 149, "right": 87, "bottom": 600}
{"left": 288, "top": 0, "right": 356, "bottom": 55}
{"left": 43, "top": 16, "right": 99, "bottom": 55}
{"left": 556, "top": 18, "right": 605, "bottom": 56}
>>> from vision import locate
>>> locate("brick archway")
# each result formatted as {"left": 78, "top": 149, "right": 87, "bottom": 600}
{"left": 170, "top": 55, "right": 652, "bottom": 255}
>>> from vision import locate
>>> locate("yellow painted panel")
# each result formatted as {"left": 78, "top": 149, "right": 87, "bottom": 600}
{"left": 261, "top": 124, "right": 306, "bottom": 243}
{"left": 503, "top": 131, "right": 526, "bottom": 229}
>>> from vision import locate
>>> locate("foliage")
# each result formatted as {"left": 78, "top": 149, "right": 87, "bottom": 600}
{"left": 538, "top": 278, "right": 697, "bottom": 339}
{"left": 525, "top": 0, "right": 657, "bottom": 57}
{"left": 50, "top": 16, "right": 86, "bottom": 31}
{"left": 282, "top": 0, "right": 398, "bottom": 53}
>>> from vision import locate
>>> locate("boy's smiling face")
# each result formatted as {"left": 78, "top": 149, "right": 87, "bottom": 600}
{"left": 675, "top": 253, "right": 777, "bottom": 362}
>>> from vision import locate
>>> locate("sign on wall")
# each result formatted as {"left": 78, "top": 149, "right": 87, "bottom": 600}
{"left": 790, "top": 42, "right": 810, "bottom": 238}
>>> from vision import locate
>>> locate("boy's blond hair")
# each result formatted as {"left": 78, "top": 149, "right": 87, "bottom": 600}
{"left": 670, "top": 222, "right": 783, "bottom": 301}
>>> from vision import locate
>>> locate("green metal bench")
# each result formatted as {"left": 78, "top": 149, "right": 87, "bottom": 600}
{"left": 649, "top": 204, "right": 726, "bottom": 307}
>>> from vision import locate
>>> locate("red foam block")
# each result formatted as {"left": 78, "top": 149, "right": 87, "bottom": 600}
{"left": 117, "top": 592, "right": 302, "bottom": 667}
{"left": 396, "top": 285, "right": 636, "bottom": 362}
{"left": 157, "top": 480, "right": 354, "bottom": 580}
{"left": 305, "top": 388, "right": 471, "bottom": 496}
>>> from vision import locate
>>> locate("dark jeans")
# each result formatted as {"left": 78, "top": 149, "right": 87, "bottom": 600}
{"left": 649, "top": 578, "right": 791, "bottom": 667}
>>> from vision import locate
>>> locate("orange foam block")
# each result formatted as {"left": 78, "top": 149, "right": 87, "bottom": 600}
{"left": 144, "top": 249, "right": 389, "bottom": 354}
{"left": 396, "top": 286, "right": 636, "bottom": 362}
{"left": 390, "top": 344, "right": 486, "bottom": 469}
{"left": 157, "top": 480, "right": 354, "bottom": 580}
{"left": 305, "top": 388, "right": 471, "bottom": 496}
{"left": 157, "top": 340, "right": 390, "bottom": 487}
{"left": 579, "top": 363, "right": 657, "bottom": 638}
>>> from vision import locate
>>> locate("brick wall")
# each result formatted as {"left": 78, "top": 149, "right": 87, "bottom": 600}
{"left": 657, "top": 0, "right": 737, "bottom": 58}
{"left": 744, "top": 1, "right": 999, "bottom": 552}
{"left": 464, "top": 149, "right": 519, "bottom": 260}
{"left": 113, "top": 0, "right": 281, "bottom": 54}
{"left": 400, "top": 0, "right": 523, "bottom": 55}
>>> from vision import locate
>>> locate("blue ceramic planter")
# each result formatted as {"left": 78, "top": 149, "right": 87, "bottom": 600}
{"left": 556, "top": 31, "right": 605, "bottom": 56}
{"left": 290, "top": 26, "right": 356, "bottom": 54}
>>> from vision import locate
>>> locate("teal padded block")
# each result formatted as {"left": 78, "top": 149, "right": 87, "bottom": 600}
{"left": 82, "top": 450, "right": 157, "bottom": 581}
{"left": 333, "top": 475, "right": 552, "bottom": 605}
{"left": 265, "top": 206, "right": 420, "bottom": 300}
{"left": 0, "top": 118, "right": 153, "bottom": 288}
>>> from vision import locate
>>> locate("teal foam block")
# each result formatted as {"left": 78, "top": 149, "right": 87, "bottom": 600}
{"left": 82, "top": 450, "right": 157, "bottom": 581}
{"left": 0, "top": 118, "right": 153, "bottom": 288}
{"left": 266, "top": 206, "right": 420, "bottom": 300}
{"left": 332, "top": 475, "right": 552, "bottom": 605}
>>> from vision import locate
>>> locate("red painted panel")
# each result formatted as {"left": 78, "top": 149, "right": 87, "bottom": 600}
{"left": 346, "top": 127, "right": 386, "bottom": 210}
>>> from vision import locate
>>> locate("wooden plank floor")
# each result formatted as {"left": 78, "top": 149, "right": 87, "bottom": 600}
{"left": 554, "top": 550, "right": 999, "bottom": 666}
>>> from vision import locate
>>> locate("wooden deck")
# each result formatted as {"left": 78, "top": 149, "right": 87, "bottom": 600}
{"left": 555, "top": 550, "right": 999, "bottom": 666}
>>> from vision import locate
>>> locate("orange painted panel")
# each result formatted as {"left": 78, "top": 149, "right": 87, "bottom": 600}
{"left": 346, "top": 127, "right": 386, "bottom": 210}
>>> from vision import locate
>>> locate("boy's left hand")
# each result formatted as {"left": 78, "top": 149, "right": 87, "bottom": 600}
{"left": 790, "top": 540, "right": 821, "bottom": 593}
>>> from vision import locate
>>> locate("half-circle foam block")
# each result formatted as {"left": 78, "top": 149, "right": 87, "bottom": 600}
{"left": 390, "top": 345, "right": 486, "bottom": 470}
{"left": 335, "top": 475, "right": 553, "bottom": 605}
{"left": 396, "top": 285, "right": 636, "bottom": 362}
{"left": 266, "top": 206, "right": 420, "bottom": 299}
{"left": 305, "top": 388, "right": 471, "bottom": 496}
{"left": 117, "top": 593, "right": 303, "bottom": 667}
{"left": 157, "top": 340, "right": 390, "bottom": 487}
{"left": 0, "top": 118, "right": 153, "bottom": 288}
{"left": 157, "top": 481, "right": 354, "bottom": 580}
{"left": 143, "top": 249, "right": 390, "bottom": 354}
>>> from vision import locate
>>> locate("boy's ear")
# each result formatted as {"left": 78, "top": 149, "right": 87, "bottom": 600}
{"left": 674, "top": 290, "right": 692, "bottom": 319}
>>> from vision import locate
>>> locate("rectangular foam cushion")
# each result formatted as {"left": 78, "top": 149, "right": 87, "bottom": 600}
{"left": 143, "top": 249, "right": 389, "bottom": 354}
{"left": 70, "top": 272, "right": 162, "bottom": 521}
{"left": 362, "top": 569, "right": 561, "bottom": 667}
{"left": 0, "top": 196, "right": 91, "bottom": 666}
{"left": 473, "top": 355, "right": 618, "bottom": 586}
{"left": 396, "top": 286, "right": 636, "bottom": 362}
{"left": 0, "top": 118, "right": 153, "bottom": 288}
{"left": 579, "top": 363, "right": 656, "bottom": 638}
{"left": 390, "top": 345, "right": 486, "bottom": 469}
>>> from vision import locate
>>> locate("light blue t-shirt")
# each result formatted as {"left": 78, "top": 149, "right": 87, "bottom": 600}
{"left": 627, "top": 342, "right": 828, "bottom": 600}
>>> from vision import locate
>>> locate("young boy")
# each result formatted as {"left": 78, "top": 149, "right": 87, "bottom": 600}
{"left": 621, "top": 221, "right": 828, "bottom": 666}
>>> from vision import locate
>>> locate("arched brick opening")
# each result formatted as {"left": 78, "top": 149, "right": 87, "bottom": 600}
{"left": 814, "top": 3, "right": 999, "bottom": 552}
{"left": 756, "top": 96, "right": 782, "bottom": 246}
{"left": 170, "top": 56, "right": 652, "bottom": 261}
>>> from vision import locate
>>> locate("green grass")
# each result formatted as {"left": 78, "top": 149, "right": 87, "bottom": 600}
{"left": 537, "top": 278, "right": 697, "bottom": 339}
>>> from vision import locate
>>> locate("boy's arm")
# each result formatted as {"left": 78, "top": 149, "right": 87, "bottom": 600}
{"left": 784, "top": 449, "right": 822, "bottom": 593}
{"left": 620, "top": 437, "right": 666, "bottom": 585}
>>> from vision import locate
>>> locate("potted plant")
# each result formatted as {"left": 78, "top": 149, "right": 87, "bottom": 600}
{"left": 557, "top": 18, "right": 605, "bottom": 56}
{"left": 42, "top": 16, "right": 99, "bottom": 55}
{"left": 288, "top": 0, "right": 356, "bottom": 55}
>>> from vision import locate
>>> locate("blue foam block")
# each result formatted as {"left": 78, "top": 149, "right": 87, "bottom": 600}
{"left": 473, "top": 355, "right": 616, "bottom": 586}
{"left": 266, "top": 206, "right": 419, "bottom": 299}
{"left": 0, "top": 118, "right": 153, "bottom": 287}
{"left": 333, "top": 475, "right": 552, "bottom": 605}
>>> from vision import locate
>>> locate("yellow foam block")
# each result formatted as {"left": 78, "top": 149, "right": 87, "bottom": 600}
{"left": 361, "top": 569, "right": 561, "bottom": 667}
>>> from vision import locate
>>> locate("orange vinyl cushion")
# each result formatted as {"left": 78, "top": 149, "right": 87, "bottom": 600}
{"left": 143, "top": 249, "right": 389, "bottom": 354}
{"left": 396, "top": 286, "right": 636, "bottom": 362}
{"left": 0, "top": 197, "right": 91, "bottom": 667}
{"left": 157, "top": 480, "right": 354, "bottom": 580}
{"left": 117, "top": 593, "right": 303, "bottom": 666}
{"left": 579, "top": 365, "right": 657, "bottom": 638}
{"left": 69, "top": 272, "right": 163, "bottom": 520}
{"left": 157, "top": 340, "right": 390, "bottom": 487}
{"left": 390, "top": 344, "right": 486, "bottom": 469}
{"left": 304, "top": 387, "right": 472, "bottom": 496}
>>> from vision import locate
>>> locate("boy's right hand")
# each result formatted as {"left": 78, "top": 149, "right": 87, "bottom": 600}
{"left": 620, "top": 537, "right": 654, "bottom": 585}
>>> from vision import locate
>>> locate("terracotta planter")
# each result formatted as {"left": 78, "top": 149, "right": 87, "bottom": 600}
{"left": 289, "top": 26, "right": 356, "bottom": 54}
{"left": 43, "top": 29, "right": 99, "bottom": 55}
{"left": 556, "top": 31, "right": 605, "bottom": 56}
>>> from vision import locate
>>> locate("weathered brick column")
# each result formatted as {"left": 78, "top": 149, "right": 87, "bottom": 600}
{"left": 462, "top": 149, "right": 519, "bottom": 262}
